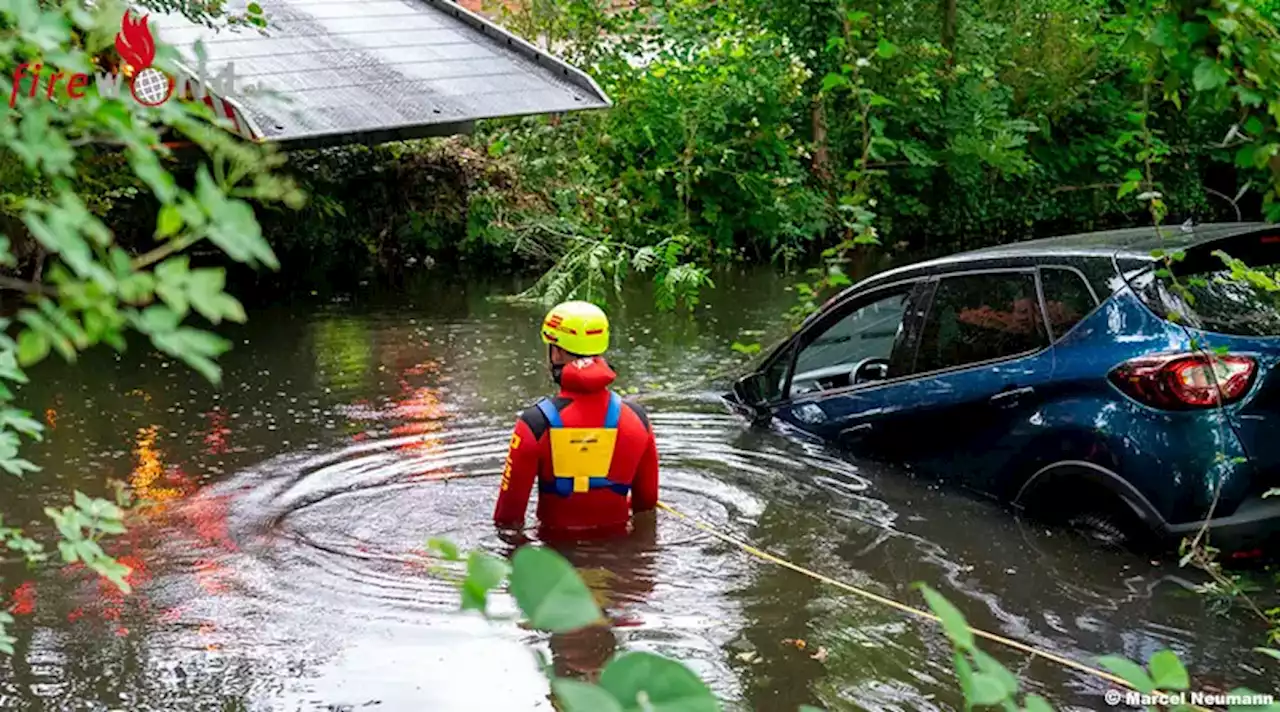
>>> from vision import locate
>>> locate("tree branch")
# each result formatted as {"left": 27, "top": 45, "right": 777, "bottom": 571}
{"left": 1049, "top": 182, "right": 1122, "bottom": 194}
{"left": 1203, "top": 186, "right": 1243, "bottom": 221}
{"left": 0, "top": 275, "right": 55, "bottom": 296}
{"left": 130, "top": 233, "right": 202, "bottom": 271}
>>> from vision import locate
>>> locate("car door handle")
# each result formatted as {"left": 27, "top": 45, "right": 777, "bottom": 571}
{"left": 989, "top": 386, "right": 1035, "bottom": 409}
{"left": 840, "top": 423, "right": 872, "bottom": 441}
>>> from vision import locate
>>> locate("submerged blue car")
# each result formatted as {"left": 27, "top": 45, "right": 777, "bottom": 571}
{"left": 729, "top": 222, "right": 1280, "bottom": 555}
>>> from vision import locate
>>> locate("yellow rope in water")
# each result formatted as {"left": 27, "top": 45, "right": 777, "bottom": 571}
{"left": 655, "top": 500, "right": 1216, "bottom": 710}
{"left": 430, "top": 468, "right": 1212, "bottom": 707}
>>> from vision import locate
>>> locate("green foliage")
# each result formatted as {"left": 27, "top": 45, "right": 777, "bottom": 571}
{"left": 432, "top": 539, "right": 721, "bottom": 712}
{"left": 509, "top": 546, "right": 603, "bottom": 632}
{"left": 596, "top": 651, "right": 720, "bottom": 712}
{"left": 0, "top": 0, "right": 298, "bottom": 654}
{"left": 441, "top": 0, "right": 1250, "bottom": 315}
{"left": 46, "top": 490, "right": 132, "bottom": 592}
{"left": 918, "top": 583, "right": 1097, "bottom": 711}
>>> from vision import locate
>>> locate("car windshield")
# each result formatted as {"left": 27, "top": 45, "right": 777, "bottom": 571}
{"left": 1137, "top": 258, "right": 1280, "bottom": 337}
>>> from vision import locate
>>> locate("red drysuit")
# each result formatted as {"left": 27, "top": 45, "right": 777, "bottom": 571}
{"left": 493, "top": 356, "right": 659, "bottom": 536}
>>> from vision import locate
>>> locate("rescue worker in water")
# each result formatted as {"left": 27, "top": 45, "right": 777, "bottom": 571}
{"left": 493, "top": 301, "right": 659, "bottom": 538}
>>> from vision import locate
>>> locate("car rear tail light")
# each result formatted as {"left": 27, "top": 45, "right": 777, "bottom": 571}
{"left": 1108, "top": 352, "right": 1257, "bottom": 410}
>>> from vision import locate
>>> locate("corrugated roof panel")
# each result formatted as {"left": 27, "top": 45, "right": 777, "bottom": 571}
{"left": 151, "top": 0, "right": 610, "bottom": 148}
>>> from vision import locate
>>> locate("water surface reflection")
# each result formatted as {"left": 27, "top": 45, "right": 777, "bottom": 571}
{"left": 0, "top": 270, "right": 1274, "bottom": 711}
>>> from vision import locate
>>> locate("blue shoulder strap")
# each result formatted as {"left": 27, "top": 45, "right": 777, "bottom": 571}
{"left": 604, "top": 392, "right": 622, "bottom": 429}
{"left": 538, "top": 393, "right": 621, "bottom": 429}
{"left": 536, "top": 398, "right": 563, "bottom": 428}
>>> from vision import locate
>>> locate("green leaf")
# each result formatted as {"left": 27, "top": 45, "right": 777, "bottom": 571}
{"left": 1148, "top": 650, "right": 1188, "bottom": 690}
{"left": 155, "top": 256, "right": 190, "bottom": 286}
{"left": 137, "top": 305, "right": 182, "bottom": 334}
{"left": 972, "top": 648, "right": 1019, "bottom": 697}
{"left": 461, "top": 551, "right": 510, "bottom": 613}
{"left": 0, "top": 409, "right": 42, "bottom": 441}
{"left": 96, "top": 519, "right": 127, "bottom": 535}
{"left": 598, "top": 652, "right": 719, "bottom": 712}
{"left": 187, "top": 268, "right": 237, "bottom": 323}
{"left": 20, "top": 311, "right": 74, "bottom": 362}
{"left": 15, "top": 330, "right": 49, "bottom": 366}
{"left": 820, "top": 73, "right": 850, "bottom": 93}
{"left": 0, "top": 350, "right": 28, "bottom": 384}
{"left": 875, "top": 38, "right": 898, "bottom": 58}
{"left": 1192, "top": 58, "right": 1229, "bottom": 92}
{"left": 1097, "top": 656, "right": 1155, "bottom": 693}
{"left": 1254, "top": 647, "right": 1280, "bottom": 660}
{"left": 426, "top": 537, "right": 461, "bottom": 561}
{"left": 155, "top": 204, "right": 183, "bottom": 238}
{"left": 552, "top": 680, "right": 625, "bottom": 712}
{"left": 969, "top": 671, "right": 1008, "bottom": 706}
{"left": 1022, "top": 694, "right": 1054, "bottom": 712}
{"left": 918, "top": 584, "right": 974, "bottom": 650}
{"left": 509, "top": 545, "right": 603, "bottom": 632}
{"left": 954, "top": 652, "right": 976, "bottom": 703}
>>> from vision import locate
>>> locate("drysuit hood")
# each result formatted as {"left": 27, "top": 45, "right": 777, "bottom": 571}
{"left": 556, "top": 356, "right": 617, "bottom": 394}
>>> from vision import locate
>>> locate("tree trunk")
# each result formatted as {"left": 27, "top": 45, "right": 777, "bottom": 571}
{"left": 811, "top": 96, "right": 832, "bottom": 184}
{"left": 941, "top": 0, "right": 957, "bottom": 65}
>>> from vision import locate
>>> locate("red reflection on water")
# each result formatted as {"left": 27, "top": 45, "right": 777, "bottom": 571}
{"left": 194, "top": 559, "right": 230, "bottom": 594}
{"left": 386, "top": 361, "right": 447, "bottom": 456}
{"left": 62, "top": 418, "right": 241, "bottom": 635}
{"left": 203, "top": 408, "right": 231, "bottom": 455}
{"left": 8, "top": 581, "right": 36, "bottom": 615}
{"left": 339, "top": 355, "right": 450, "bottom": 459}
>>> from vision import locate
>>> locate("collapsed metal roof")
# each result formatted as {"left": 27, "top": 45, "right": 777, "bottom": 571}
{"left": 151, "top": 0, "right": 611, "bottom": 148}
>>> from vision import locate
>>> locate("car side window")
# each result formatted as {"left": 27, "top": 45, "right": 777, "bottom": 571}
{"left": 1039, "top": 267, "right": 1098, "bottom": 340}
{"left": 913, "top": 272, "right": 1048, "bottom": 374}
{"left": 789, "top": 289, "right": 910, "bottom": 397}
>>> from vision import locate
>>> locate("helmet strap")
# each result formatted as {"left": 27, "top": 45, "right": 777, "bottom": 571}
{"left": 548, "top": 345, "right": 565, "bottom": 385}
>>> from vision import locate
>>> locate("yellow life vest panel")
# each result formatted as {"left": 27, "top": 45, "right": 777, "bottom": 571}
{"left": 536, "top": 393, "right": 630, "bottom": 497}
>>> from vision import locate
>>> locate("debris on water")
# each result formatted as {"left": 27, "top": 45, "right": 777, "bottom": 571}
{"left": 1004, "top": 568, "right": 1016, "bottom": 575}
{"left": 810, "top": 646, "right": 828, "bottom": 662}
{"left": 735, "top": 651, "right": 762, "bottom": 664}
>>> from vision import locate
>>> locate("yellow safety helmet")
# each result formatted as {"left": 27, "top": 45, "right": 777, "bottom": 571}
{"left": 540, "top": 301, "right": 610, "bottom": 356}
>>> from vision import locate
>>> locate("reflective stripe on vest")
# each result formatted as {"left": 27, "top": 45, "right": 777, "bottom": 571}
{"left": 536, "top": 392, "right": 631, "bottom": 497}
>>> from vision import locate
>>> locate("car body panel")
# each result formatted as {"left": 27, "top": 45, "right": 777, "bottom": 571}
{"left": 728, "top": 222, "right": 1280, "bottom": 551}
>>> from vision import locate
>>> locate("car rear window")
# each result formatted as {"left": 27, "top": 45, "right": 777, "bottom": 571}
{"left": 1136, "top": 234, "right": 1280, "bottom": 337}
{"left": 1039, "top": 267, "right": 1099, "bottom": 339}
{"left": 914, "top": 272, "right": 1049, "bottom": 373}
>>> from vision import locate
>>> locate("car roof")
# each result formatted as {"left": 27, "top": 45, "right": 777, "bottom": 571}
{"left": 856, "top": 221, "right": 1277, "bottom": 290}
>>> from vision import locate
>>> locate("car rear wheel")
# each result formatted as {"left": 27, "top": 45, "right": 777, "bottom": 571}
{"left": 1065, "top": 507, "right": 1131, "bottom": 547}
{"left": 1021, "top": 478, "right": 1154, "bottom": 552}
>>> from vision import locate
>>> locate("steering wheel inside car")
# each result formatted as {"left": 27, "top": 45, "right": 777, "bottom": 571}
{"left": 850, "top": 357, "right": 890, "bottom": 384}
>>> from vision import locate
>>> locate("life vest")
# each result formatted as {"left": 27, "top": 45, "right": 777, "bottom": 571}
{"left": 536, "top": 392, "right": 631, "bottom": 498}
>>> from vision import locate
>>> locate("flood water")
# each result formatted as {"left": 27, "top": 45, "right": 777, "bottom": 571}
{"left": 0, "top": 268, "right": 1275, "bottom": 711}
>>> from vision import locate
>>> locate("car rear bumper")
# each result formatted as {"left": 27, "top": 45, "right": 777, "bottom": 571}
{"left": 1164, "top": 493, "right": 1280, "bottom": 556}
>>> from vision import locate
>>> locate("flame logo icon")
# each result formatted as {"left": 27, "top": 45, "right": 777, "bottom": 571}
{"left": 115, "top": 11, "right": 156, "bottom": 70}
{"left": 114, "top": 11, "right": 173, "bottom": 107}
